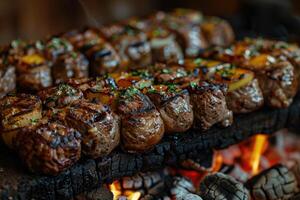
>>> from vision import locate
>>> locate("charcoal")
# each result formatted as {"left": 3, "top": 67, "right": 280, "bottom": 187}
{"left": 290, "top": 193, "right": 300, "bottom": 200}
{"left": 170, "top": 176, "right": 202, "bottom": 200}
{"left": 74, "top": 186, "right": 113, "bottom": 200}
{"left": 199, "top": 172, "right": 250, "bottom": 200}
{"left": 246, "top": 164, "right": 298, "bottom": 200}
{"left": 291, "top": 160, "right": 300, "bottom": 189}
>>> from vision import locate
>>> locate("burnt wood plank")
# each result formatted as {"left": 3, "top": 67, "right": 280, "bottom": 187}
{"left": 0, "top": 95, "right": 299, "bottom": 200}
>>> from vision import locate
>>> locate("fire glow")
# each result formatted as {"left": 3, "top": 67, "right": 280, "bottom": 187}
{"left": 108, "top": 130, "right": 300, "bottom": 199}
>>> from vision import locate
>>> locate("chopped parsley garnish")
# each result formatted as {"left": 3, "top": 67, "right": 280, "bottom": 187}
{"left": 30, "top": 118, "right": 39, "bottom": 124}
{"left": 190, "top": 81, "right": 198, "bottom": 88}
{"left": 193, "top": 58, "right": 203, "bottom": 66}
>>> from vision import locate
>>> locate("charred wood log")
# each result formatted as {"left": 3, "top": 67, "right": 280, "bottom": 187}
{"left": 290, "top": 193, "right": 300, "bottom": 200}
{"left": 0, "top": 95, "right": 300, "bottom": 199}
{"left": 74, "top": 186, "right": 113, "bottom": 200}
{"left": 246, "top": 164, "right": 299, "bottom": 200}
{"left": 199, "top": 172, "right": 250, "bottom": 200}
{"left": 169, "top": 176, "right": 203, "bottom": 200}
{"left": 291, "top": 160, "right": 300, "bottom": 189}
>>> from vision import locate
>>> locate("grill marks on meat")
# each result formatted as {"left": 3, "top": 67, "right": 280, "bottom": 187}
{"left": 100, "top": 24, "right": 152, "bottom": 69}
{"left": 117, "top": 88, "right": 164, "bottom": 153}
{"left": 0, "top": 94, "right": 42, "bottom": 148}
{"left": 146, "top": 85, "right": 193, "bottom": 133}
{"left": 65, "top": 100, "right": 120, "bottom": 158}
{"left": 226, "top": 78, "right": 264, "bottom": 113}
{"left": 38, "top": 83, "right": 83, "bottom": 108}
{"left": 188, "top": 81, "right": 233, "bottom": 130}
{"left": 201, "top": 38, "right": 299, "bottom": 108}
{"left": 126, "top": 17, "right": 184, "bottom": 64}
{"left": 52, "top": 52, "right": 89, "bottom": 84}
{"left": 256, "top": 61, "right": 298, "bottom": 108}
{"left": 0, "top": 63, "right": 16, "bottom": 98}
{"left": 16, "top": 120, "right": 81, "bottom": 175}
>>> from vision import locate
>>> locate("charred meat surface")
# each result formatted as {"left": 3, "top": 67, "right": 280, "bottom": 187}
{"left": 0, "top": 59, "right": 16, "bottom": 98}
{"left": 201, "top": 17, "right": 235, "bottom": 47}
{"left": 0, "top": 94, "right": 42, "bottom": 148}
{"left": 38, "top": 83, "right": 83, "bottom": 108}
{"left": 188, "top": 80, "right": 233, "bottom": 130}
{"left": 100, "top": 24, "right": 152, "bottom": 69}
{"left": 127, "top": 17, "right": 184, "bottom": 64}
{"left": 202, "top": 39, "right": 299, "bottom": 108}
{"left": 145, "top": 85, "right": 193, "bottom": 133}
{"left": 152, "top": 11, "right": 208, "bottom": 58}
{"left": 45, "top": 37, "right": 74, "bottom": 61}
{"left": 16, "top": 53, "right": 52, "bottom": 92}
{"left": 16, "top": 119, "right": 81, "bottom": 175}
{"left": 117, "top": 87, "right": 164, "bottom": 153}
{"left": 52, "top": 52, "right": 89, "bottom": 84}
{"left": 65, "top": 99, "right": 120, "bottom": 158}
{"left": 183, "top": 58, "right": 264, "bottom": 113}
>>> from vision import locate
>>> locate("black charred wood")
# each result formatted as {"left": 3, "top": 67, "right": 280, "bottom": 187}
{"left": 74, "top": 186, "right": 113, "bottom": 200}
{"left": 290, "top": 193, "right": 300, "bottom": 200}
{"left": 291, "top": 160, "right": 300, "bottom": 189}
{"left": 0, "top": 95, "right": 300, "bottom": 199}
{"left": 199, "top": 172, "right": 250, "bottom": 200}
{"left": 246, "top": 164, "right": 298, "bottom": 200}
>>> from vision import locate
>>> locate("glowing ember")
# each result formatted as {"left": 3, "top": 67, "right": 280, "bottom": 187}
{"left": 109, "top": 181, "right": 141, "bottom": 200}
{"left": 249, "top": 134, "right": 268, "bottom": 175}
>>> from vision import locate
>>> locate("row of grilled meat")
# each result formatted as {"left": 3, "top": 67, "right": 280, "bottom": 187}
{"left": 0, "top": 8, "right": 234, "bottom": 97}
{"left": 0, "top": 8, "right": 300, "bottom": 176}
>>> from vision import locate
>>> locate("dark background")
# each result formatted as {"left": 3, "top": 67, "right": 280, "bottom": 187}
{"left": 1, "top": 0, "right": 300, "bottom": 44}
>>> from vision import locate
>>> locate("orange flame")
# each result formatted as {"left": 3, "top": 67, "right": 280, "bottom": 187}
{"left": 109, "top": 181, "right": 141, "bottom": 200}
{"left": 249, "top": 134, "right": 268, "bottom": 175}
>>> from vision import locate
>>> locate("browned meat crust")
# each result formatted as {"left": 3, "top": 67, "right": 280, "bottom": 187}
{"left": 65, "top": 100, "right": 120, "bottom": 158}
{"left": 16, "top": 119, "right": 81, "bottom": 175}
{"left": 146, "top": 85, "right": 193, "bottom": 133}
{"left": 201, "top": 17, "right": 235, "bottom": 47}
{"left": 226, "top": 78, "right": 264, "bottom": 113}
{"left": 0, "top": 94, "right": 42, "bottom": 148}
{"left": 188, "top": 81, "right": 233, "bottom": 130}
{"left": 100, "top": 24, "right": 152, "bottom": 69}
{"left": 0, "top": 62, "right": 16, "bottom": 98}
{"left": 38, "top": 83, "right": 83, "bottom": 108}
{"left": 52, "top": 52, "right": 89, "bottom": 84}
{"left": 117, "top": 88, "right": 164, "bottom": 153}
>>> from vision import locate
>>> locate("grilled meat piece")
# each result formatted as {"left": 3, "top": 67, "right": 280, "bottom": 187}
{"left": 0, "top": 94, "right": 42, "bottom": 148}
{"left": 16, "top": 53, "right": 52, "bottom": 92}
{"left": 188, "top": 80, "right": 233, "bottom": 130}
{"left": 151, "top": 11, "right": 208, "bottom": 57}
{"left": 52, "top": 52, "right": 89, "bottom": 84}
{"left": 127, "top": 18, "right": 184, "bottom": 64}
{"left": 64, "top": 99, "right": 120, "bottom": 158}
{"left": 117, "top": 87, "right": 164, "bottom": 153}
{"left": 0, "top": 58, "right": 16, "bottom": 98}
{"left": 145, "top": 85, "right": 193, "bottom": 133}
{"left": 184, "top": 58, "right": 264, "bottom": 113}
{"left": 64, "top": 28, "right": 121, "bottom": 75}
{"left": 202, "top": 41, "right": 298, "bottom": 108}
{"left": 38, "top": 83, "right": 83, "bottom": 108}
{"left": 100, "top": 24, "right": 152, "bottom": 69}
{"left": 16, "top": 119, "right": 81, "bottom": 175}
{"left": 45, "top": 37, "right": 74, "bottom": 61}
{"left": 83, "top": 77, "right": 119, "bottom": 109}
{"left": 201, "top": 17, "right": 235, "bottom": 47}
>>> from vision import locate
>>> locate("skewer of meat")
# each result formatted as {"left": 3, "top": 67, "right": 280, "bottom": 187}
{"left": 183, "top": 58, "right": 264, "bottom": 113}
{"left": 152, "top": 63, "right": 233, "bottom": 130}
{"left": 114, "top": 71, "right": 194, "bottom": 133}
{"left": 202, "top": 39, "right": 298, "bottom": 108}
